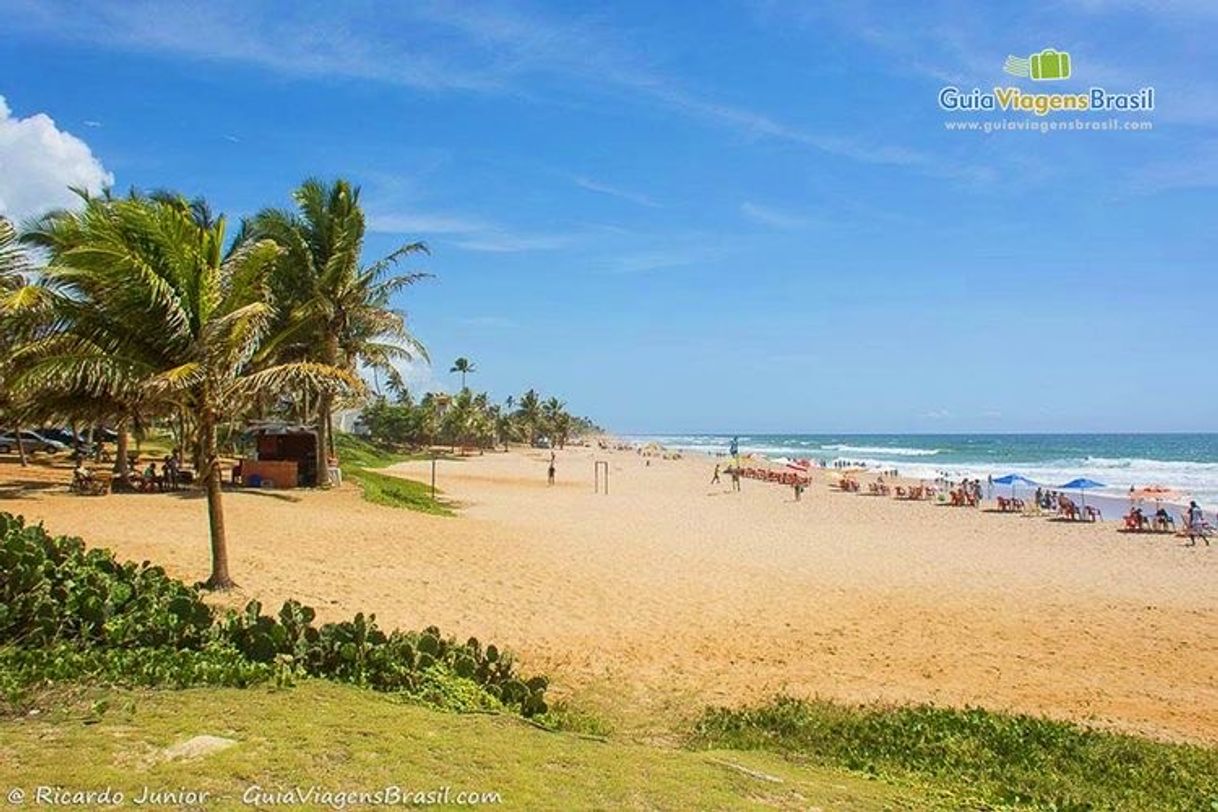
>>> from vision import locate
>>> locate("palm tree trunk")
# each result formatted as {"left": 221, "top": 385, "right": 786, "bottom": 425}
{"left": 14, "top": 419, "right": 27, "bottom": 468}
{"left": 316, "top": 390, "right": 333, "bottom": 488}
{"left": 115, "top": 418, "right": 130, "bottom": 483}
{"left": 314, "top": 336, "right": 340, "bottom": 488}
{"left": 200, "top": 408, "right": 234, "bottom": 590}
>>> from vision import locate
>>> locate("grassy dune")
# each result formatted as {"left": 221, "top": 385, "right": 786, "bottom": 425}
{"left": 693, "top": 697, "right": 1218, "bottom": 811}
{"left": 0, "top": 682, "right": 926, "bottom": 811}
{"left": 334, "top": 434, "right": 454, "bottom": 515}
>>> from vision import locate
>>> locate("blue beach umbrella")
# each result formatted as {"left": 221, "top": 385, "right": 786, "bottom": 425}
{"left": 1057, "top": 477, "right": 1106, "bottom": 510}
{"left": 992, "top": 473, "right": 1038, "bottom": 498}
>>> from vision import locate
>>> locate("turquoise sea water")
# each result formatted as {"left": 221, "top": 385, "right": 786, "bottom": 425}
{"left": 626, "top": 434, "right": 1218, "bottom": 509}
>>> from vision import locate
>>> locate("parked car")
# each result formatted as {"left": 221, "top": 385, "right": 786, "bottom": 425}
{"left": 0, "top": 430, "right": 70, "bottom": 455}
{"left": 38, "top": 427, "right": 95, "bottom": 456}
{"left": 38, "top": 427, "right": 84, "bottom": 446}
{"left": 92, "top": 426, "right": 120, "bottom": 443}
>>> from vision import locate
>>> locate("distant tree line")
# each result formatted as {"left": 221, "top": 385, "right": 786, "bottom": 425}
{"left": 359, "top": 386, "right": 599, "bottom": 451}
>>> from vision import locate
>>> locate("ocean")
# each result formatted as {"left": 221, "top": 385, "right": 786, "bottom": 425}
{"left": 624, "top": 433, "right": 1218, "bottom": 509}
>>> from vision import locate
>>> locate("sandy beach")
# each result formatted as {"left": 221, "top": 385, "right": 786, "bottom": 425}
{"left": 3, "top": 446, "right": 1216, "bottom": 743}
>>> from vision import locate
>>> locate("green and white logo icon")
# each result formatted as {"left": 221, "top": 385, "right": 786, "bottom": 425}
{"left": 1004, "top": 48, "right": 1072, "bottom": 81}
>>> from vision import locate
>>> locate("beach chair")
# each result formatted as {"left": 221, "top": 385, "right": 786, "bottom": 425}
{"left": 1054, "top": 498, "right": 1076, "bottom": 521}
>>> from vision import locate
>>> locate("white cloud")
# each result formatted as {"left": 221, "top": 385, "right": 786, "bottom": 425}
{"left": 572, "top": 176, "right": 660, "bottom": 208}
{"left": 5, "top": 1, "right": 952, "bottom": 177}
{"left": 740, "top": 201, "right": 813, "bottom": 230}
{"left": 368, "top": 210, "right": 571, "bottom": 253}
{"left": 0, "top": 96, "right": 113, "bottom": 223}
{"left": 397, "top": 356, "right": 445, "bottom": 396}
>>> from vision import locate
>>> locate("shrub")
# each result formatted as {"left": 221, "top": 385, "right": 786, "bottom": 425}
{"left": 0, "top": 513, "right": 547, "bottom": 717}
{"left": 692, "top": 696, "right": 1218, "bottom": 811}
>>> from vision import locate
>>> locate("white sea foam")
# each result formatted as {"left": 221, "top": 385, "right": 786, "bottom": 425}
{"left": 623, "top": 435, "right": 1218, "bottom": 509}
{"left": 867, "top": 457, "right": 1218, "bottom": 509}
{"left": 819, "top": 443, "right": 941, "bottom": 457}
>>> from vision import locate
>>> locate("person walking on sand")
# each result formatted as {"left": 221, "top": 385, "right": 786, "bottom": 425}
{"left": 547, "top": 451, "right": 556, "bottom": 486}
{"left": 710, "top": 464, "right": 721, "bottom": 485}
{"left": 730, "top": 465, "right": 741, "bottom": 492}
{"left": 1185, "top": 501, "right": 1209, "bottom": 546}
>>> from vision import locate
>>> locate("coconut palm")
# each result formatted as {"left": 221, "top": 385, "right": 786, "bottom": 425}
{"left": 19, "top": 193, "right": 355, "bottom": 589}
{"left": 450, "top": 356, "right": 476, "bottom": 390}
{"left": 246, "top": 178, "right": 429, "bottom": 486}
{"left": 542, "top": 397, "right": 569, "bottom": 448}
{"left": 0, "top": 217, "right": 35, "bottom": 467}
{"left": 514, "top": 389, "right": 543, "bottom": 445}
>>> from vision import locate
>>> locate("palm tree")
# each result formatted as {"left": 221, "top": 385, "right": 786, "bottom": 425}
{"left": 247, "top": 178, "right": 428, "bottom": 486}
{"left": 450, "top": 356, "right": 476, "bottom": 390}
{"left": 542, "top": 397, "right": 567, "bottom": 448}
{"left": 20, "top": 194, "right": 355, "bottom": 589}
{"left": 0, "top": 217, "right": 34, "bottom": 467}
{"left": 442, "top": 389, "right": 476, "bottom": 452}
{"left": 514, "top": 389, "right": 543, "bottom": 445}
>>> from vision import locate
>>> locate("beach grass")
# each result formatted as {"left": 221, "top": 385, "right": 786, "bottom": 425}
{"left": 0, "top": 681, "right": 930, "bottom": 810}
{"left": 334, "top": 434, "right": 454, "bottom": 516}
{"left": 690, "top": 696, "right": 1218, "bottom": 811}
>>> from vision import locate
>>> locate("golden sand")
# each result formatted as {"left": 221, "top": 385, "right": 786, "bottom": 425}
{"left": 3, "top": 447, "right": 1216, "bottom": 742}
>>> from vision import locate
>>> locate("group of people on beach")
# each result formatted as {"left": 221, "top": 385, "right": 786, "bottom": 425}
{"left": 709, "top": 463, "right": 742, "bottom": 492}
{"left": 73, "top": 451, "right": 184, "bottom": 493}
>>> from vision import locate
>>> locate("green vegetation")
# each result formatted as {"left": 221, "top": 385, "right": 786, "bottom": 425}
{"left": 0, "top": 187, "right": 594, "bottom": 587}
{"left": 691, "top": 696, "right": 1218, "bottom": 811}
{"left": 333, "top": 433, "right": 453, "bottom": 515}
{"left": 333, "top": 432, "right": 412, "bottom": 468}
{"left": 245, "top": 179, "right": 429, "bottom": 492}
{"left": 0, "top": 681, "right": 930, "bottom": 810}
{"left": 0, "top": 512, "right": 545, "bottom": 717}
{"left": 18, "top": 196, "right": 364, "bottom": 588}
{"left": 6, "top": 509, "right": 1217, "bottom": 807}
{"left": 359, "top": 386, "right": 600, "bottom": 452}
{"left": 343, "top": 467, "right": 453, "bottom": 515}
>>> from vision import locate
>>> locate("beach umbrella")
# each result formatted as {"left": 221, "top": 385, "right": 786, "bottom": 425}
{"left": 992, "top": 473, "right": 1038, "bottom": 498}
{"left": 1057, "top": 477, "right": 1106, "bottom": 510}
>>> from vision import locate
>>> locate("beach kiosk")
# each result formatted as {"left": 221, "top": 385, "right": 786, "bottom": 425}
{"left": 240, "top": 422, "right": 320, "bottom": 488}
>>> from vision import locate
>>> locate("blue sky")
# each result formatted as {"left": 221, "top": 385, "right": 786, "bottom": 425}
{"left": 1, "top": 0, "right": 1215, "bottom": 433}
